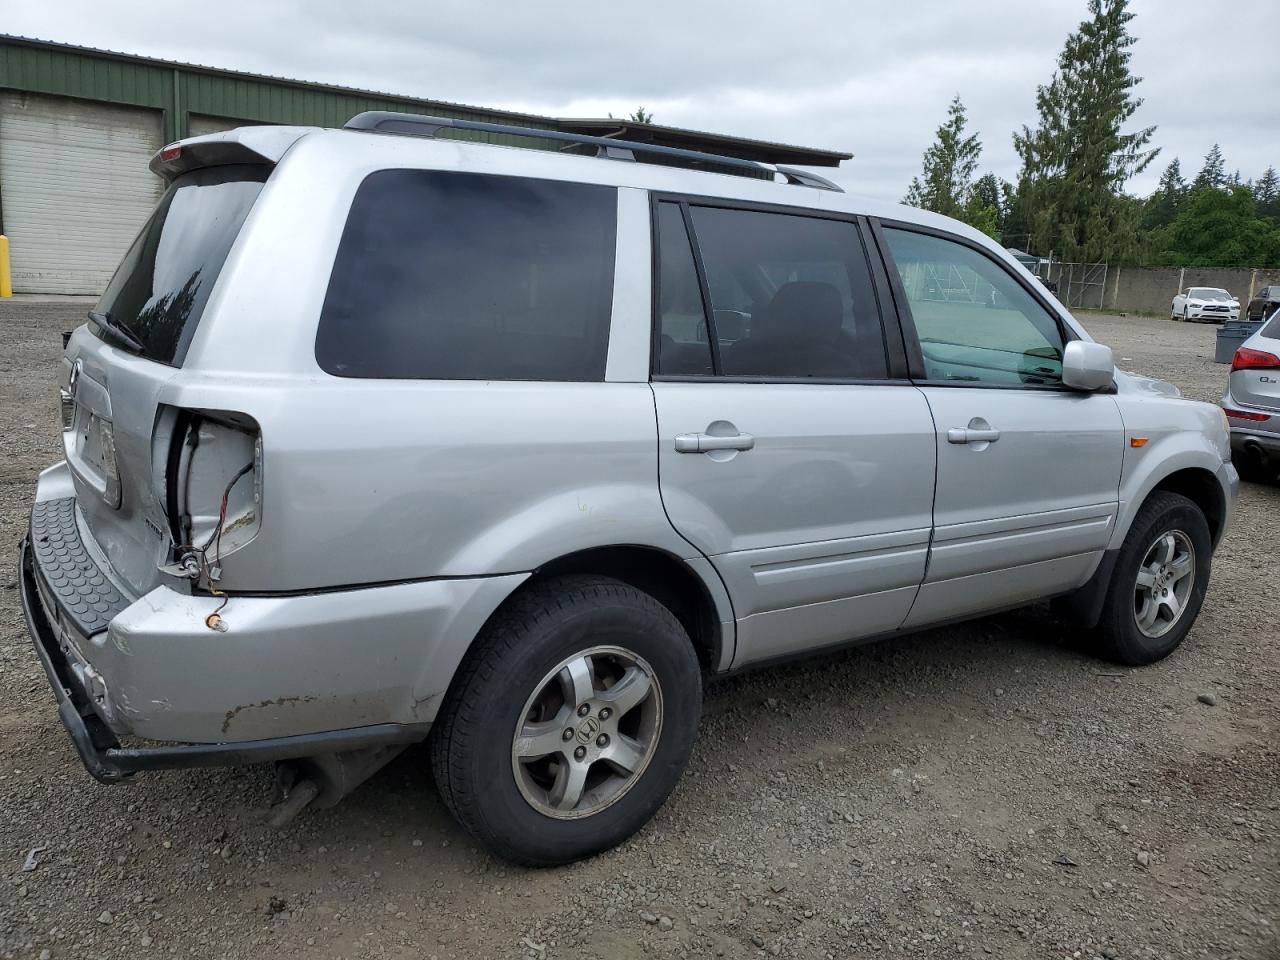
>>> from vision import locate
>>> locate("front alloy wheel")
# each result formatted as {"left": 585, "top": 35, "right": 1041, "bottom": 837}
{"left": 1133, "top": 530, "right": 1195, "bottom": 638}
{"left": 1091, "top": 491, "right": 1212, "bottom": 665}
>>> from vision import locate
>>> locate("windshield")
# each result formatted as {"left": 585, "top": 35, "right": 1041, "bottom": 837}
{"left": 94, "top": 164, "right": 268, "bottom": 366}
{"left": 1189, "top": 288, "right": 1229, "bottom": 300}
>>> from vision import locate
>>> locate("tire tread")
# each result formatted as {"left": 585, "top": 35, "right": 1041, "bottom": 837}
{"left": 429, "top": 575, "right": 696, "bottom": 865}
{"left": 1092, "top": 491, "right": 1211, "bottom": 666}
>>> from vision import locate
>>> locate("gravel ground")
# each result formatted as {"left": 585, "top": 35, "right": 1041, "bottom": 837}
{"left": 0, "top": 302, "right": 1276, "bottom": 960}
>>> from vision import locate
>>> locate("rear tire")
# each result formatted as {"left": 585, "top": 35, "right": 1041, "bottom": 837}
{"left": 429, "top": 575, "right": 702, "bottom": 866}
{"left": 1091, "top": 492, "right": 1212, "bottom": 666}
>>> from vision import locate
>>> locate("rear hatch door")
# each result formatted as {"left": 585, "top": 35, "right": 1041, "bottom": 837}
{"left": 64, "top": 164, "right": 268, "bottom": 598}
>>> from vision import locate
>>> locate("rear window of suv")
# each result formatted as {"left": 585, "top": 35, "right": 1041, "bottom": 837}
{"left": 316, "top": 170, "right": 617, "bottom": 381}
{"left": 94, "top": 164, "right": 268, "bottom": 366}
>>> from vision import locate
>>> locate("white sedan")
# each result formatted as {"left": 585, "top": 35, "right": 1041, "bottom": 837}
{"left": 1171, "top": 287, "right": 1240, "bottom": 322}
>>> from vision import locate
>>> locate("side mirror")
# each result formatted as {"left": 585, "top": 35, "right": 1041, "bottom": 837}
{"left": 1062, "top": 340, "right": 1114, "bottom": 391}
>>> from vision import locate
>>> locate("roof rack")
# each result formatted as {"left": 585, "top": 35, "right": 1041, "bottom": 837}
{"left": 343, "top": 112, "right": 843, "bottom": 192}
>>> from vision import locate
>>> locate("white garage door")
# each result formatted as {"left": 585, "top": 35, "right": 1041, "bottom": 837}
{"left": 0, "top": 92, "right": 164, "bottom": 294}
{"left": 187, "top": 114, "right": 258, "bottom": 138}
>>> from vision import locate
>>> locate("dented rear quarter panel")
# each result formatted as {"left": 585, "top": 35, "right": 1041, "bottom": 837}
{"left": 101, "top": 572, "right": 526, "bottom": 741}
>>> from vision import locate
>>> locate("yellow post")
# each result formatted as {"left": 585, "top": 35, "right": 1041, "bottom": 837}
{"left": 0, "top": 235, "right": 11, "bottom": 298}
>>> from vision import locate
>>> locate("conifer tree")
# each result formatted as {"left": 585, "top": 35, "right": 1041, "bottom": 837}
{"left": 1144, "top": 157, "right": 1186, "bottom": 228}
{"left": 1012, "top": 0, "right": 1157, "bottom": 261}
{"left": 903, "top": 95, "right": 983, "bottom": 220}
{"left": 1193, "top": 144, "right": 1225, "bottom": 189}
{"left": 1253, "top": 166, "right": 1279, "bottom": 219}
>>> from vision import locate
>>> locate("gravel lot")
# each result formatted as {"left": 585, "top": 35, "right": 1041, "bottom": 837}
{"left": 0, "top": 302, "right": 1276, "bottom": 960}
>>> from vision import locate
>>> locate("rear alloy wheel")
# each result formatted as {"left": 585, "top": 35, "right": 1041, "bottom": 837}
{"left": 511, "top": 646, "right": 662, "bottom": 819}
{"left": 430, "top": 575, "right": 701, "bottom": 866}
{"left": 1092, "top": 491, "right": 1212, "bottom": 665}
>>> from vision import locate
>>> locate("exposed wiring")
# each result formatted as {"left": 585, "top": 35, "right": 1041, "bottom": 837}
{"left": 201, "top": 461, "right": 255, "bottom": 558}
{"left": 198, "top": 461, "right": 254, "bottom": 629}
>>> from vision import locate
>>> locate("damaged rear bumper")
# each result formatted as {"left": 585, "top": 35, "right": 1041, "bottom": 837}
{"left": 20, "top": 535, "right": 431, "bottom": 782}
{"left": 19, "top": 473, "right": 527, "bottom": 781}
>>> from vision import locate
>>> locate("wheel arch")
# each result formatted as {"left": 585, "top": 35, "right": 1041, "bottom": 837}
{"left": 1060, "top": 464, "right": 1226, "bottom": 630}
{"left": 1110, "top": 426, "right": 1233, "bottom": 553}
{"left": 1147, "top": 467, "right": 1227, "bottom": 546}
{"left": 529, "top": 545, "right": 734, "bottom": 673}
{"left": 414, "top": 543, "right": 734, "bottom": 724}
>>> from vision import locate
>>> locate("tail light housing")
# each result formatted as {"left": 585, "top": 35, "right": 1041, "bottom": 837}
{"left": 1231, "top": 347, "right": 1280, "bottom": 371}
{"left": 1223, "top": 407, "right": 1271, "bottom": 422}
{"left": 154, "top": 406, "right": 262, "bottom": 562}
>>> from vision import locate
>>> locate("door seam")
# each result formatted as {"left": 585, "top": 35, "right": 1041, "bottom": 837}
{"left": 646, "top": 382, "right": 739, "bottom": 666}
{"left": 901, "top": 385, "right": 940, "bottom": 626}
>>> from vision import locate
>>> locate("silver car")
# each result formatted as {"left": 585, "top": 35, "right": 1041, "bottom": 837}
{"left": 20, "top": 113, "right": 1237, "bottom": 865}
{"left": 1222, "top": 316, "right": 1280, "bottom": 481}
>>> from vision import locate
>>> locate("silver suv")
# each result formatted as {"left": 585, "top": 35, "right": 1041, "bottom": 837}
{"left": 1222, "top": 314, "right": 1280, "bottom": 481}
{"left": 21, "top": 113, "right": 1237, "bottom": 865}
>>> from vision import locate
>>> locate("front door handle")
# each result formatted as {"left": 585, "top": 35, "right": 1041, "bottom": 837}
{"left": 674, "top": 432, "right": 755, "bottom": 453}
{"left": 947, "top": 421, "right": 1001, "bottom": 444}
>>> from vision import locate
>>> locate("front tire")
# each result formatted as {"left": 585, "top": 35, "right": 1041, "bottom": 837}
{"left": 429, "top": 575, "right": 702, "bottom": 866}
{"left": 1091, "top": 492, "right": 1212, "bottom": 665}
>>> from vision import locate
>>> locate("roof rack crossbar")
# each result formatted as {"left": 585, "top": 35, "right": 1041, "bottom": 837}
{"left": 343, "top": 111, "right": 842, "bottom": 191}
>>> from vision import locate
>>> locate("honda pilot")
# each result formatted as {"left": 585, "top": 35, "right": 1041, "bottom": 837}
{"left": 20, "top": 113, "right": 1238, "bottom": 865}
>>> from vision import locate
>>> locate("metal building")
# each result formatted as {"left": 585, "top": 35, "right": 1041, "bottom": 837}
{"left": 0, "top": 35, "right": 847, "bottom": 295}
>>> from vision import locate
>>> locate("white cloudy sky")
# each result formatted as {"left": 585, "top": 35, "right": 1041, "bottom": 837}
{"left": 6, "top": 0, "right": 1277, "bottom": 202}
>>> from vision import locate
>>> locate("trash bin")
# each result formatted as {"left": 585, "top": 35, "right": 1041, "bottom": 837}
{"left": 1215, "top": 321, "right": 1262, "bottom": 364}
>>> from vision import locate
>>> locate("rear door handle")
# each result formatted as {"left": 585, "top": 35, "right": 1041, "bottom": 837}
{"left": 947, "top": 427, "right": 1001, "bottom": 444}
{"left": 674, "top": 432, "right": 755, "bottom": 453}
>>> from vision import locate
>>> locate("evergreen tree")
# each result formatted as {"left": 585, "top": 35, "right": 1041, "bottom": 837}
{"left": 903, "top": 95, "right": 983, "bottom": 220}
{"left": 999, "top": 180, "right": 1033, "bottom": 250}
{"left": 1012, "top": 0, "right": 1157, "bottom": 262}
{"left": 1193, "top": 143, "right": 1225, "bottom": 189}
{"left": 1144, "top": 157, "right": 1186, "bottom": 228}
{"left": 972, "top": 173, "right": 1005, "bottom": 232}
{"left": 1255, "top": 166, "right": 1280, "bottom": 220}
{"left": 1160, "top": 184, "right": 1280, "bottom": 268}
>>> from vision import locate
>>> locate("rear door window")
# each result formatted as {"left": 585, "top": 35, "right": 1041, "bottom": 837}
{"left": 94, "top": 164, "right": 267, "bottom": 366}
{"left": 656, "top": 203, "right": 888, "bottom": 380}
{"left": 316, "top": 170, "right": 617, "bottom": 381}
{"left": 655, "top": 202, "right": 714, "bottom": 376}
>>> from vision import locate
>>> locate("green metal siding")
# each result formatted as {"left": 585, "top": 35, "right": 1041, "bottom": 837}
{"left": 0, "top": 37, "right": 556, "bottom": 147}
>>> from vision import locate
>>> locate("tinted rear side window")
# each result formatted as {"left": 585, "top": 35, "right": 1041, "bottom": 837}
{"left": 95, "top": 164, "right": 267, "bottom": 366}
{"left": 317, "top": 171, "right": 617, "bottom": 381}
{"left": 655, "top": 202, "right": 714, "bottom": 376}
{"left": 688, "top": 206, "right": 888, "bottom": 380}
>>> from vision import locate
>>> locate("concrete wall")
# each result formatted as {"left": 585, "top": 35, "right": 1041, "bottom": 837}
{"left": 1102, "top": 266, "right": 1280, "bottom": 315}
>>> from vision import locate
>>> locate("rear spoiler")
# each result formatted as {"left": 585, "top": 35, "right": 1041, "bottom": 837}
{"left": 149, "top": 126, "right": 317, "bottom": 182}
